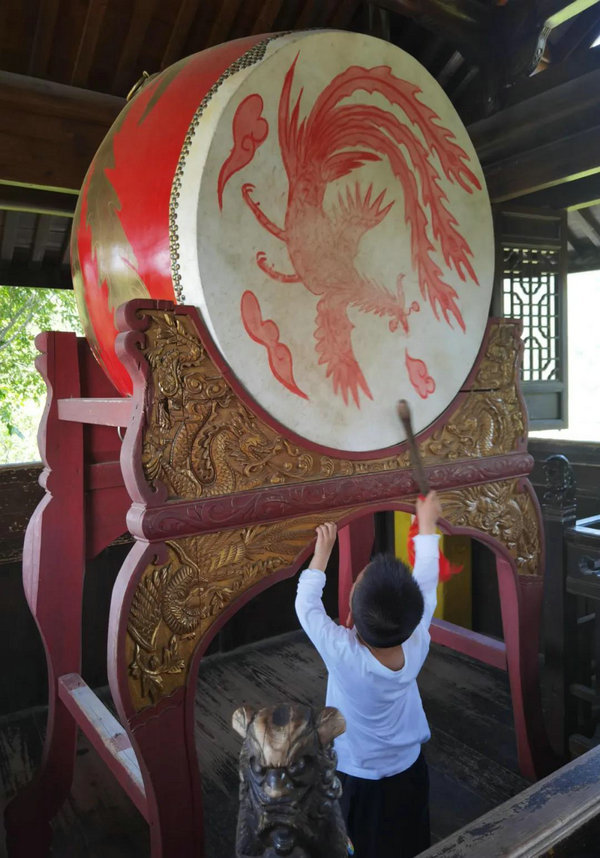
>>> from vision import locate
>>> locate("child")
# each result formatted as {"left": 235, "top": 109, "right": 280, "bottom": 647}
{"left": 295, "top": 491, "right": 442, "bottom": 858}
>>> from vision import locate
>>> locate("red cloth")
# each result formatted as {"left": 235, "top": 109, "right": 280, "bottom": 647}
{"left": 407, "top": 505, "right": 462, "bottom": 583}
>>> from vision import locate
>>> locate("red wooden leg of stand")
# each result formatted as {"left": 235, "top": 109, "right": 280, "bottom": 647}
{"left": 109, "top": 536, "right": 205, "bottom": 858}
{"left": 126, "top": 686, "right": 204, "bottom": 858}
{"left": 338, "top": 514, "right": 376, "bottom": 627}
{"left": 496, "top": 555, "right": 556, "bottom": 780}
{"left": 5, "top": 332, "right": 85, "bottom": 856}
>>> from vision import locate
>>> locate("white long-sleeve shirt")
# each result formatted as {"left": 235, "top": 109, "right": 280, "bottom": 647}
{"left": 295, "top": 534, "right": 440, "bottom": 779}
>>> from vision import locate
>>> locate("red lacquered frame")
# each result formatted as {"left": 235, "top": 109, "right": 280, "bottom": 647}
{"left": 4, "top": 303, "right": 556, "bottom": 858}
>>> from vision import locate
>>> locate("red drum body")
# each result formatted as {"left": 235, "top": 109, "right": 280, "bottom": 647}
{"left": 72, "top": 30, "right": 494, "bottom": 454}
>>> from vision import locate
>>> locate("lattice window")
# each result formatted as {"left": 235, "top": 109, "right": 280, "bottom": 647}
{"left": 502, "top": 246, "right": 561, "bottom": 383}
{"left": 494, "top": 208, "right": 567, "bottom": 430}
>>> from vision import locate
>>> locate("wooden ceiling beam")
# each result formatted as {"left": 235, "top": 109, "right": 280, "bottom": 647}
{"left": 71, "top": 0, "right": 110, "bottom": 87}
{"left": 516, "top": 173, "right": 600, "bottom": 210}
{"left": 0, "top": 260, "right": 72, "bottom": 290}
{"left": 3, "top": 23, "right": 600, "bottom": 208}
{"left": 468, "top": 59, "right": 600, "bottom": 164}
{"left": 373, "top": 0, "right": 488, "bottom": 62}
{"left": 503, "top": 41, "right": 600, "bottom": 107}
{"left": 368, "top": 4, "right": 391, "bottom": 39}
{"left": 328, "top": 0, "right": 363, "bottom": 27}
{"left": 0, "top": 71, "right": 124, "bottom": 192}
{"left": 540, "top": 0, "right": 600, "bottom": 29}
{"left": 112, "top": 0, "right": 161, "bottom": 96}
{"left": 295, "top": 0, "right": 318, "bottom": 29}
{"left": 28, "top": 0, "right": 61, "bottom": 77}
{"left": 373, "top": 0, "right": 488, "bottom": 33}
{"left": 437, "top": 51, "right": 464, "bottom": 89}
{"left": 549, "top": 6, "right": 600, "bottom": 63}
{"left": 566, "top": 225, "right": 588, "bottom": 254}
{"left": 0, "top": 212, "right": 19, "bottom": 263}
{"left": 161, "top": 0, "right": 202, "bottom": 69}
{"left": 0, "top": 184, "right": 77, "bottom": 217}
{"left": 61, "top": 228, "right": 72, "bottom": 267}
{"left": 449, "top": 64, "right": 478, "bottom": 100}
{"left": 484, "top": 125, "right": 600, "bottom": 202}
{"left": 206, "top": 0, "right": 244, "bottom": 48}
{"left": 30, "top": 215, "right": 53, "bottom": 265}
{"left": 250, "top": 0, "right": 285, "bottom": 35}
{"left": 575, "top": 207, "right": 600, "bottom": 244}
{"left": 567, "top": 248, "right": 600, "bottom": 271}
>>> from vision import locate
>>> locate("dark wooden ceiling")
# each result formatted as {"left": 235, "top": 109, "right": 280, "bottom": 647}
{"left": 1, "top": 0, "right": 600, "bottom": 293}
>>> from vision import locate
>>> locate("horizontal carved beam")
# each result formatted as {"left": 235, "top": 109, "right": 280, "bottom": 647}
{"left": 127, "top": 452, "right": 535, "bottom": 542}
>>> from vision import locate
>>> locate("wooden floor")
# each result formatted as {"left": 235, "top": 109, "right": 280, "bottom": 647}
{"left": 0, "top": 632, "right": 530, "bottom": 857}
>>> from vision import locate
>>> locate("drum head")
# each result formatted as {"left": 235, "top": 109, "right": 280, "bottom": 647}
{"left": 173, "top": 30, "right": 494, "bottom": 453}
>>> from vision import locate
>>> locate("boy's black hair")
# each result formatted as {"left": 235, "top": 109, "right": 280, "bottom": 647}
{"left": 351, "top": 553, "right": 424, "bottom": 648}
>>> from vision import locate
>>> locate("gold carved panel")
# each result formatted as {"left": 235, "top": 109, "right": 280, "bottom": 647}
{"left": 439, "top": 479, "right": 541, "bottom": 577}
{"left": 126, "top": 310, "right": 537, "bottom": 710}
{"left": 127, "top": 510, "right": 356, "bottom": 710}
{"left": 139, "top": 309, "right": 525, "bottom": 499}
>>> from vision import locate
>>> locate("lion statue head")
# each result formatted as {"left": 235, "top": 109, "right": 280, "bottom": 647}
{"left": 232, "top": 702, "right": 349, "bottom": 857}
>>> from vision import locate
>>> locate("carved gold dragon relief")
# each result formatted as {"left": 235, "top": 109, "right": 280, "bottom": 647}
{"left": 473, "top": 322, "right": 521, "bottom": 391}
{"left": 439, "top": 479, "right": 541, "bottom": 577}
{"left": 424, "top": 387, "right": 525, "bottom": 461}
{"left": 126, "top": 511, "right": 356, "bottom": 709}
{"left": 421, "top": 321, "right": 525, "bottom": 460}
{"left": 138, "top": 310, "right": 525, "bottom": 500}
{"left": 140, "top": 310, "right": 354, "bottom": 499}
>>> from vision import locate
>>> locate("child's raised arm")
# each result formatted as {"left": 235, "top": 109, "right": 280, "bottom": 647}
{"left": 297, "top": 521, "right": 347, "bottom": 660}
{"left": 416, "top": 491, "right": 442, "bottom": 535}
{"left": 308, "top": 521, "right": 337, "bottom": 572}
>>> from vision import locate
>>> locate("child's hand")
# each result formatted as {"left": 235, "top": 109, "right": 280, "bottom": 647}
{"left": 416, "top": 491, "right": 442, "bottom": 535}
{"left": 309, "top": 522, "right": 337, "bottom": 572}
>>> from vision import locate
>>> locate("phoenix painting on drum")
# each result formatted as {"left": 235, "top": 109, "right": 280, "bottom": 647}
{"left": 218, "top": 54, "right": 481, "bottom": 408}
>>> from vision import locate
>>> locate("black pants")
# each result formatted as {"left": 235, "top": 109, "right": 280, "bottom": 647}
{"left": 338, "top": 751, "right": 430, "bottom": 858}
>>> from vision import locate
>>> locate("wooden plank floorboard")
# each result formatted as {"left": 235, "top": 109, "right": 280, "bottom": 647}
{"left": 418, "top": 643, "right": 522, "bottom": 773}
{"left": 195, "top": 632, "right": 328, "bottom": 796}
{"left": 194, "top": 632, "right": 529, "bottom": 858}
{"left": 1, "top": 633, "right": 529, "bottom": 858}
{"left": 0, "top": 709, "right": 43, "bottom": 858}
{"left": 0, "top": 704, "right": 149, "bottom": 858}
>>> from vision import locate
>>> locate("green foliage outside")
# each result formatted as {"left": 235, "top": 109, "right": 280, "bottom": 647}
{"left": 0, "top": 286, "right": 82, "bottom": 464}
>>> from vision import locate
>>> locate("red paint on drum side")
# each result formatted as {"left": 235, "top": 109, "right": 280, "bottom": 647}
{"left": 75, "top": 35, "right": 270, "bottom": 394}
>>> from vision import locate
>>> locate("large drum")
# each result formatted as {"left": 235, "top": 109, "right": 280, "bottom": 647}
{"left": 72, "top": 30, "right": 494, "bottom": 454}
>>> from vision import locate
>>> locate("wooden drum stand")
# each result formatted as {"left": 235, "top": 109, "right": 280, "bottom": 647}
{"left": 5, "top": 298, "right": 553, "bottom": 857}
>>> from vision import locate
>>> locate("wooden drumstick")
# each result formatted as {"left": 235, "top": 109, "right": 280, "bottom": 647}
{"left": 397, "top": 399, "right": 429, "bottom": 495}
